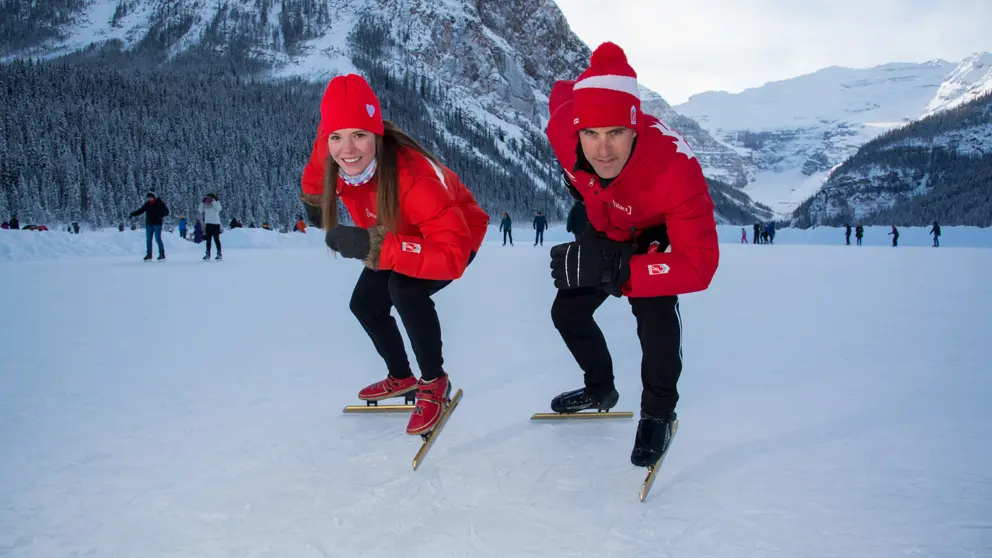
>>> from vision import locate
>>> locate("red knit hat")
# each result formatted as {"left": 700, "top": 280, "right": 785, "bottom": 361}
{"left": 572, "top": 42, "right": 642, "bottom": 133}
{"left": 317, "top": 74, "right": 384, "bottom": 139}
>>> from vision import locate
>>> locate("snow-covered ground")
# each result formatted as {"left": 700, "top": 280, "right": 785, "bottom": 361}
{"left": 1, "top": 226, "right": 990, "bottom": 557}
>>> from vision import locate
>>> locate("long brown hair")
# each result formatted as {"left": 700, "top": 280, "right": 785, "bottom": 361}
{"left": 321, "top": 120, "right": 442, "bottom": 232}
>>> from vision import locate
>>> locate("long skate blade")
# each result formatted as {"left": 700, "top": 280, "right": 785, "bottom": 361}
{"left": 530, "top": 411, "right": 633, "bottom": 420}
{"left": 412, "top": 388, "right": 463, "bottom": 471}
{"left": 639, "top": 419, "right": 678, "bottom": 502}
{"left": 342, "top": 404, "right": 415, "bottom": 413}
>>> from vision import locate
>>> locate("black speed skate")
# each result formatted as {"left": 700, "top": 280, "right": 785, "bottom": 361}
{"left": 550, "top": 386, "right": 619, "bottom": 414}
{"left": 631, "top": 411, "right": 677, "bottom": 467}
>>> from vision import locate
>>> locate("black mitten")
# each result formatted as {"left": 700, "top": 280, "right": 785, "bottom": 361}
{"left": 325, "top": 225, "right": 371, "bottom": 260}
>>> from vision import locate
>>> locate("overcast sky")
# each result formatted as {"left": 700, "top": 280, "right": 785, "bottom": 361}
{"left": 553, "top": 0, "right": 992, "bottom": 105}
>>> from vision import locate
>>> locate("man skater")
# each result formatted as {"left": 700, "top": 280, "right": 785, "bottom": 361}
{"left": 533, "top": 211, "right": 548, "bottom": 246}
{"left": 543, "top": 43, "right": 719, "bottom": 468}
{"left": 129, "top": 191, "right": 170, "bottom": 260}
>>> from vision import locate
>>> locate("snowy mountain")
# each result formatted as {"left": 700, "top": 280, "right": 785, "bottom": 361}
{"left": 923, "top": 52, "right": 992, "bottom": 117}
{"left": 675, "top": 57, "right": 992, "bottom": 216}
{"left": 0, "top": 0, "right": 765, "bottom": 226}
{"left": 790, "top": 91, "right": 992, "bottom": 228}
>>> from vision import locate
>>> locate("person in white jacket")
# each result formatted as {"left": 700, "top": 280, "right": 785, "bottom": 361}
{"left": 198, "top": 193, "right": 223, "bottom": 260}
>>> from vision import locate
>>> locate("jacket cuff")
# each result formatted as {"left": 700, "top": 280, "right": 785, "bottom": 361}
{"left": 364, "top": 226, "right": 387, "bottom": 270}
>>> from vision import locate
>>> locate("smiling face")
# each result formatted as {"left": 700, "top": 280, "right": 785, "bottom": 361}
{"left": 327, "top": 128, "right": 377, "bottom": 175}
{"left": 578, "top": 126, "right": 637, "bottom": 180}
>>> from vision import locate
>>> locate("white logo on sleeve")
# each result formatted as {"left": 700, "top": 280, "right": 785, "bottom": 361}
{"left": 401, "top": 242, "right": 422, "bottom": 254}
{"left": 651, "top": 122, "right": 696, "bottom": 161}
{"left": 647, "top": 263, "right": 670, "bottom": 275}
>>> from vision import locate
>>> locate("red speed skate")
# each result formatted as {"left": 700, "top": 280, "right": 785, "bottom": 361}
{"left": 357, "top": 374, "right": 418, "bottom": 401}
{"left": 408, "top": 373, "right": 463, "bottom": 470}
{"left": 406, "top": 374, "right": 452, "bottom": 435}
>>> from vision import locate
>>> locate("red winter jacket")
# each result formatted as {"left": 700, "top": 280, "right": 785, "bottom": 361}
{"left": 546, "top": 82, "right": 719, "bottom": 298}
{"left": 301, "top": 139, "right": 489, "bottom": 281}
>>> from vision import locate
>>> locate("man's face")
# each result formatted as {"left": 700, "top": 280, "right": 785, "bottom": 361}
{"left": 578, "top": 127, "right": 637, "bottom": 180}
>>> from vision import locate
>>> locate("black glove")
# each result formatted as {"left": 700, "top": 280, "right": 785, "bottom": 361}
{"left": 550, "top": 233, "right": 634, "bottom": 297}
{"left": 303, "top": 201, "right": 322, "bottom": 227}
{"left": 325, "top": 225, "right": 371, "bottom": 260}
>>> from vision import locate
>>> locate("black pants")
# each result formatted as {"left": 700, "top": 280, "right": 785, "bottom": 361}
{"left": 535, "top": 229, "right": 544, "bottom": 245}
{"left": 503, "top": 229, "right": 513, "bottom": 245}
{"left": 349, "top": 252, "right": 474, "bottom": 381}
{"left": 204, "top": 224, "right": 222, "bottom": 254}
{"left": 551, "top": 287, "right": 683, "bottom": 416}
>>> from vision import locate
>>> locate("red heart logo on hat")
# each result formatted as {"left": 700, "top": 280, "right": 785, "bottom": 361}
{"left": 366, "top": 104, "right": 375, "bottom": 117}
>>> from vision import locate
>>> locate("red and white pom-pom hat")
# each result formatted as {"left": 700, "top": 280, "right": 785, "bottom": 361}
{"left": 571, "top": 42, "right": 644, "bottom": 134}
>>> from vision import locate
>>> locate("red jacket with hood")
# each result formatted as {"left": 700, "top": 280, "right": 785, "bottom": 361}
{"left": 546, "top": 81, "right": 719, "bottom": 298}
{"left": 301, "top": 139, "right": 489, "bottom": 281}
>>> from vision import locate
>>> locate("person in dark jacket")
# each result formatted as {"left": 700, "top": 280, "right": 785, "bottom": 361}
{"left": 888, "top": 225, "right": 899, "bottom": 247}
{"left": 930, "top": 221, "right": 941, "bottom": 247}
{"left": 8, "top": 215, "right": 19, "bottom": 230}
{"left": 499, "top": 212, "right": 513, "bottom": 245}
{"left": 753, "top": 222, "right": 760, "bottom": 244}
{"left": 855, "top": 223, "right": 864, "bottom": 246}
{"left": 566, "top": 200, "right": 588, "bottom": 241}
{"left": 533, "top": 211, "right": 548, "bottom": 246}
{"left": 129, "top": 191, "right": 170, "bottom": 260}
{"left": 844, "top": 223, "right": 852, "bottom": 245}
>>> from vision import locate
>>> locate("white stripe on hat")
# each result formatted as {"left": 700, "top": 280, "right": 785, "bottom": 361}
{"left": 573, "top": 74, "right": 640, "bottom": 99}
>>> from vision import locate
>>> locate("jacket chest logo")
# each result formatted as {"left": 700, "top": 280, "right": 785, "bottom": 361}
{"left": 401, "top": 242, "right": 422, "bottom": 254}
{"left": 611, "top": 199, "right": 632, "bottom": 216}
{"left": 648, "top": 263, "right": 670, "bottom": 275}
{"left": 365, "top": 208, "right": 377, "bottom": 220}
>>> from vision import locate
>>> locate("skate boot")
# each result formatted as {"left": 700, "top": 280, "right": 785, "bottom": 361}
{"left": 550, "top": 385, "right": 619, "bottom": 414}
{"left": 143, "top": 253, "right": 152, "bottom": 261}
{"left": 357, "top": 374, "right": 418, "bottom": 402}
{"left": 406, "top": 373, "right": 451, "bottom": 435}
{"left": 215, "top": 253, "right": 222, "bottom": 260}
{"left": 203, "top": 252, "right": 210, "bottom": 260}
{"left": 630, "top": 411, "right": 677, "bottom": 467}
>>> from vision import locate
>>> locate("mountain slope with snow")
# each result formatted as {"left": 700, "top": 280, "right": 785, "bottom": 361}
{"left": 675, "top": 60, "right": 957, "bottom": 215}
{"left": 674, "top": 54, "right": 992, "bottom": 221}
{"left": 923, "top": 52, "right": 992, "bottom": 117}
{"left": 0, "top": 0, "right": 760, "bottom": 220}
{"left": 790, "top": 91, "right": 992, "bottom": 227}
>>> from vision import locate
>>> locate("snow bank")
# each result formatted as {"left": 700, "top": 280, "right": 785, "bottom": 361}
{"left": 0, "top": 227, "right": 326, "bottom": 261}
{"left": 1, "top": 224, "right": 987, "bottom": 262}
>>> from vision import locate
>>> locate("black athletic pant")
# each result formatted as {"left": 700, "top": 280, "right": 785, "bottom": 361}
{"left": 551, "top": 287, "right": 683, "bottom": 417}
{"left": 349, "top": 253, "right": 474, "bottom": 381}
{"left": 535, "top": 229, "right": 544, "bottom": 245}
{"left": 503, "top": 229, "right": 513, "bottom": 245}
{"left": 204, "top": 224, "right": 222, "bottom": 254}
